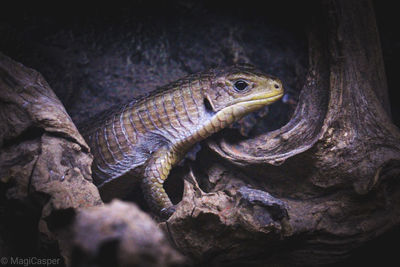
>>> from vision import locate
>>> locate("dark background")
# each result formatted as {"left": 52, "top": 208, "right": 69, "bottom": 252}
{"left": 0, "top": 1, "right": 399, "bottom": 266}
{"left": 0, "top": 1, "right": 310, "bottom": 137}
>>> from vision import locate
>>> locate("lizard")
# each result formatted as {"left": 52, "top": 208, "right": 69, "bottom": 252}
{"left": 79, "top": 64, "right": 284, "bottom": 218}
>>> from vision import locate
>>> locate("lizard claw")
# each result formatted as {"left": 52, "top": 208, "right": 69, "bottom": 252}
{"left": 160, "top": 205, "right": 176, "bottom": 219}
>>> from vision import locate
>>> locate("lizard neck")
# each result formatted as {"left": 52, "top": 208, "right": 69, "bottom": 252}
{"left": 171, "top": 103, "right": 238, "bottom": 158}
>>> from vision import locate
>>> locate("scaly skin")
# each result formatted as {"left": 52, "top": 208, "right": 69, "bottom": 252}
{"left": 80, "top": 64, "right": 284, "bottom": 218}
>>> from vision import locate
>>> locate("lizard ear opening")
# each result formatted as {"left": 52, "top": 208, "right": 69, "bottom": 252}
{"left": 203, "top": 96, "right": 216, "bottom": 113}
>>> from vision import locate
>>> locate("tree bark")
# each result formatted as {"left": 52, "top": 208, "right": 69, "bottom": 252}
{"left": 1, "top": 0, "right": 400, "bottom": 266}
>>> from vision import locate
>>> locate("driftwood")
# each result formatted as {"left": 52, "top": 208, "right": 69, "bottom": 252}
{"left": 0, "top": 53, "right": 182, "bottom": 266}
{"left": 164, "top": 1, "right": 400, "bottom": 265}
{"left": 1, "top": 0, "right": 400, "bottom": 266}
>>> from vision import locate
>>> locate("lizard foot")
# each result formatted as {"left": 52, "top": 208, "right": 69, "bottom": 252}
{"left": 160, "top": 205, "right": 176, "bottom": 219}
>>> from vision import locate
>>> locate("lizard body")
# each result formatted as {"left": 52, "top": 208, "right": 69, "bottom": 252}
{"left": 80, "top": 64, "right": 284, "bottom": 217}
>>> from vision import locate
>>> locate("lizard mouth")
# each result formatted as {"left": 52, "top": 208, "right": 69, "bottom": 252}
{"left": 234, "top": 92, "right": 284, "bottom": 108}
{"left": 215, "top": 92, "right": 284, "bottom": 122}
{"left": 210, "top": 91, "right": 284, "bottom": 125}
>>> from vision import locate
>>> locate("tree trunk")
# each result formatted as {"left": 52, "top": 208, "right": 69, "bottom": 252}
{"left": 1, "top": 0, "right": 399, "bottom": 266}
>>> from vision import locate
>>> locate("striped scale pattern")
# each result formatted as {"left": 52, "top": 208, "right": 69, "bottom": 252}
{"left": 80, "top": 65, "right": 284, "bottom": 217}
{"left": 84, "top": 74, "right": 214, "bottom": 185}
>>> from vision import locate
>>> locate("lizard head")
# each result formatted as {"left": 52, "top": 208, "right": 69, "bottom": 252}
{"left": 204, "top": 64, "right": 284, "bottom": 119}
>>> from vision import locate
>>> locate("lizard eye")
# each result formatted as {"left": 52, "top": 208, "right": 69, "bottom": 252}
{"left": 233, "top": 80, "right": 249, "bottom": 91}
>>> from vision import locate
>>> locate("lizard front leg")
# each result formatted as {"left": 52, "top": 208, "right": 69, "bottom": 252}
{"left": 141, "top": 147, "right": 181, "bottom": 218}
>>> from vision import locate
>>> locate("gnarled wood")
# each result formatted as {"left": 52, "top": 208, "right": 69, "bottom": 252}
{"left": 164, "top": 0, "right": 400, "bottom": 265}
{"left": 0, "top": 53, "right": 182, "bottom": 267}
{"left": 1, "top": 0, "right": 400, "bottom": 266}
